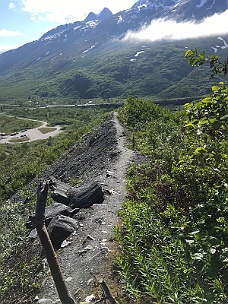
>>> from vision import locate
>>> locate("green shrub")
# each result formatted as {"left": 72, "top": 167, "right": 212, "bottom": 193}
{"left": 116, "top": 91, "right": 228, "bottom": 303}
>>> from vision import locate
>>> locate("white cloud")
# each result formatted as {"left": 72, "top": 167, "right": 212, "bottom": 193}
{"left": 124, "top": 11, "right": 228, "bottom": 42}
{"left": 0, "top": 43, "right": 21, "bottom": 53}
{"left": 21, "top": 0, "right": 136, "bottom": 23}
{"left": 0, "top": 29, "right": 24, "bottom": 37}
{"left": 9, "top": 2, "right": 16, "bottom": 9}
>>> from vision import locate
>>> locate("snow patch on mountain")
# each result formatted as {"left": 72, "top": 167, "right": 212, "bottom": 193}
{"left": 196, "top": 0, "right": 207, "bottom": 8}
{"left": 173, "top": 1, "right": 180, "bottom": 9}
{"left": 82, "top": 43, "right": 98, "bottom": 54}
{"left": 79, "top": 20, "right": 99, "bottom": 34}
{"left": 135, "top": 50, "right": 144, "bottom": 56}
{"left": 138, "top": 4, "right": 147, "bottom": 10}
{"left": 212, "top": 36, "right": 228, "bottom": 52}
{"left": 130, "top": 49, "right": 145, "bottom": 61}
{"left": 42, "top": 30, "right": 67, "bottom": 41}
{"left": 117, "top": 15, "right": 123, "bottom": 24}
{"left": 218, "top": 36, "right": 228, "bottom": 48}
{"left": 133, "top": 0, "right": 180, "bottom": 11}
{"left": 85, "top": 20, "right": 99, "bottom": 28}
{"left": 73, "top": 25, "right": 81, "bottom": 31}
{"left": 207, "top": 0, "right": 216, "bottom": 10}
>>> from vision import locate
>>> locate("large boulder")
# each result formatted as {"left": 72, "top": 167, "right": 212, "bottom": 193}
{"left": 49, "top": 179, "right": 72, "bottom": 205}
{"left": 26, "top": 202, "right": 79, "bottom": 230}
{"left": 47, "top": 215, "right": 79, "bottom": 250}
{"left": 45, "top": 203, "right": 79, "bottom": 226}
{"left": 70, "top": 182, "right": 104, "bottom": 208}
{"left": 50, "top": 180, "right": 104, "bottom": 209}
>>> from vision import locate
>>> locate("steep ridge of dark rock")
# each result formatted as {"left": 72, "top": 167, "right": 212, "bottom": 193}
{"left": 39, "top": 113, "right": 120, "bottom": 185}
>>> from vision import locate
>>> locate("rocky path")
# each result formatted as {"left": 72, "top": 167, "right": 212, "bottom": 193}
{"left": 35, "top": 112, "right": 141, "bottom": 304}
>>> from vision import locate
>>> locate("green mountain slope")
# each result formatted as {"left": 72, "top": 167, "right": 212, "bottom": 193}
{"left": 0, "top": 35, "right": 227, "bottom": 103}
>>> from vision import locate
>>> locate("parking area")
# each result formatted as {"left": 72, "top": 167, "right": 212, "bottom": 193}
{"left": 0, "top": 122, "right": 62, "bottom": 144}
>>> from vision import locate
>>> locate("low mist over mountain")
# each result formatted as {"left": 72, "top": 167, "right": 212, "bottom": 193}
{"left": 0, "top": 0, "right": 227, "bottom": 102}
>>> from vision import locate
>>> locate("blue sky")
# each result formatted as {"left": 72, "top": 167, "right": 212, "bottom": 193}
{"left": 0, "top": 0, "right": 136, "bottom": 53}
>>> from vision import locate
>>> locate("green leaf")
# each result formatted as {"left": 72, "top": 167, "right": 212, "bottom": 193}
{"left": 194, "top": 147, "right": 206, "bottom": 155}
{"left": 212, "top": 86, "right": 219, "bottom": 92}
{"left": 185, "top": 122, "right": 195, "bottom": 128}
{"left": 208, "top": 236, "right": 222, "bottom": 247}
{"left": 199, "top": 119, "right": 209, "bottom": 125}
{"left": 201, "top": 97, "right": 212, "bottom": 103}
{"left": 185, "top": 50, "right": 194, "bottom": 58}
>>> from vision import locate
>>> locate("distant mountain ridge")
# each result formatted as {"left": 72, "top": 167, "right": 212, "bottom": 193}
{"left": 162, "top": 0, "right": 228, "bottom": 21}
{"left": 0, "top": 0, "right": 227, "bottom": 102}
{"left": 41, "top": 7, "right": 113, "bottom": 42}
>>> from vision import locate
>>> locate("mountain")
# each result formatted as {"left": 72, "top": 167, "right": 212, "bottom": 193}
{"left": 161, "top": 0, "right": 228, "bottom": 21}
{"left": 0, "top": 0, "right": 227, "bottom": 102}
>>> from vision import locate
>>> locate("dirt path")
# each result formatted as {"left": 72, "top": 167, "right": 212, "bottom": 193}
{"left": 35, "top": 112, "right": 138, "bottom": 304}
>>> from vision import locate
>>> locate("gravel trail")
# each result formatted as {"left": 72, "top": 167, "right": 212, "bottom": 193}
{"left": 35, "top": 112, "right": 144, "bottom": 304}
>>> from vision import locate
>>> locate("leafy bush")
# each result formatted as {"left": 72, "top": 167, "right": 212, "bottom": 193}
{"left": 0, "top": 197, "right": 42, "bottom": 304}
{"left": 116, "top": 87, "right": 227, "bottom": 303}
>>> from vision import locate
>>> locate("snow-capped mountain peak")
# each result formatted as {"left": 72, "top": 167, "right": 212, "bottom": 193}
{"left": 84, "top": 8, "right": 113, "bottom": 22}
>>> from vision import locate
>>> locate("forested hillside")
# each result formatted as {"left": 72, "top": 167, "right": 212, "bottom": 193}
{"left": 0, "top": 35, "right": 227, "bottom": 103}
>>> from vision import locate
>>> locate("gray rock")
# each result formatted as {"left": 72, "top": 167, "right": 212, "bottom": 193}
{"left": 26, "top": 203, "right": 79, "bottom": 231}
{"left": 37, "top": 298, "right": 53, "bottom": 303}
{"left": 47, "top": 215, "right": 79, "bottom": 250}
{"left": 45, "top": 203, "right": 79, "bottom": 225}
{"left": 70, "top": 182, "right": 104, "bottom": 208}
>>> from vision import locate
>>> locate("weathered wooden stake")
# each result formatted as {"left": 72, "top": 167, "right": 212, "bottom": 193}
{"left": 99, "top": 280, "right": 119, "bottom": 304}
{"left": 31, "top": 181, "right": 76, "bottom": 304}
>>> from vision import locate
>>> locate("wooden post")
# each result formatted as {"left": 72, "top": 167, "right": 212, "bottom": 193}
{"left": 31, "top": 181, "right": 75, "bottom": 304}
{"left": 99, "top": 280, "right": 119, "bottom": 304}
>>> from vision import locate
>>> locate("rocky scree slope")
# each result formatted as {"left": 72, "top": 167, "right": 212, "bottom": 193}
{"left": 27, "top": 112, "right": 147, "bottom": 304}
